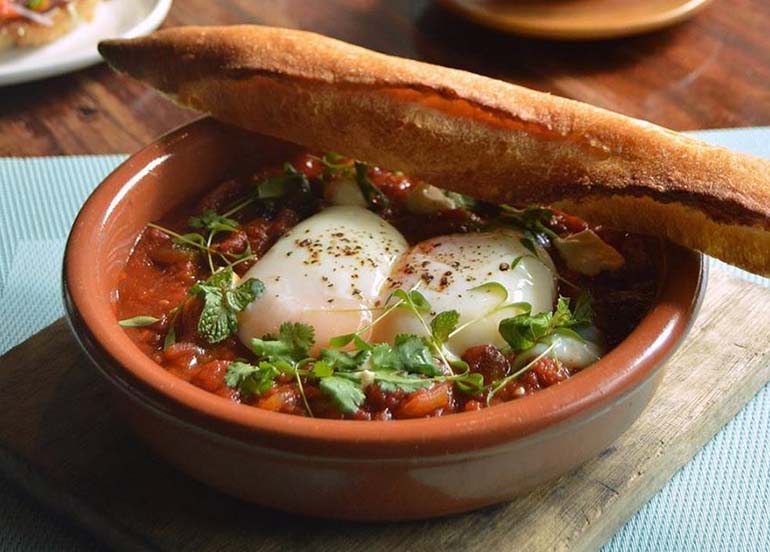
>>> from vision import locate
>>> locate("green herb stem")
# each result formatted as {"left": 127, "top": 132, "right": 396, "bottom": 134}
{"left": 222, "top": 196, "right": 257, "bottom": 219}
{"left": 295, "top": 368, "right": 314, "bottom": 418}
{"left": 486, "top": 341, "right": 557, "bottom": 406}
{"left": 147, "top": 223, "right": 213, "bottom": 254}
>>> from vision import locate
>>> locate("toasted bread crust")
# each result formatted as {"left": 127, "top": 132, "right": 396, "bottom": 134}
{"left": 98, "top": 25, "right": 770, "bottom": 275}
{"left": 0, "top": 0, "right": 97, "bottom": 49}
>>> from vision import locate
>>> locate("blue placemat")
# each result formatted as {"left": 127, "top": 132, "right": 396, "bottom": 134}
{"left": 1, "top": 131, "right": 769, "bottom": 550}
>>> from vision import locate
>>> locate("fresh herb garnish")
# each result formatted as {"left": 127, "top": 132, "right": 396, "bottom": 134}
{"left": 388, "top": 288, "right": 458, "bottom": 371}
{"left": 444, "top": 282, "right": 529, "bottom": 343}
{"left": 370, "top": 370, "right": 433, "bottom": 394}
{"left": 319, "top": 376, "right": 367, "bottom": 414}
{"left": 189, "top": 210, "right": 239, "bottom": 233}
{"left": 250, "top": 321, "right": 315, "bottom": 362}
{"left": 256, "top": 163, "right": 311, "bottom": 199}
{"left": 163, "top": 305, "right": 181, "bottom": 350}
{"left": 486, "top": 342, "right": 558, "bottom": 406}
{"left": 571, "top": 291, "right": 594, "bottom": 323}
{"left": 190, "top": 267, "right": 265, "bottom": 344}
{"left": 233, "top": 321, "right": 361, "bottom": 415}
{"left": 391, "top": 288, "right": 431, "bottom": 313}
{"left": 430, "top": 310, "right": 460, "bottom": 349}
{"left": 509, "top": 255, "right": 527, "bottom": 272}
{"left": 215, "top": 162, "right": 311, "bottom": 221}
{"left": 319, "top": 348, "right": 370, "bottom": 371}
{"left": 370, "top": 334, "right": 440, "bottom": 376}
{"left": 500, "top": 205, "right": 558, "bottom": 240}
{"left": 224, "top": 276, "right": 540, "bottom": 414}
{"left": 224, "top": 285, "right": 477, "bottom": 414}
{"left": 498, "top": 294, "right": 593, "bottom": 353}
{"left": 354, "top": 161, "right": 390, "bottom": 210}
{"left": 170, "top": 231, "right": 208, "bottom": 251}
{"left": 454, "top": 371, "right": 485, "bottom": 394}
{"left": 118, "top": 315, "right": 160, "bottom": 327}
{"left": 328, "top": 283, "right": 425, "bottom": 348}
{"left": 224, "top": 361, "right": 281, "bottom": 397}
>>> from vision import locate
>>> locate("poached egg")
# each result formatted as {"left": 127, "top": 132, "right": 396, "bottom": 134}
{"left": 372, "top": 229, "right": 557, "bottom": 357}
{"left": 237, "top": 206, "right": 408, "bottom": 354}
{"left": 238, "top": 205, "right": 601, "bottom": 368}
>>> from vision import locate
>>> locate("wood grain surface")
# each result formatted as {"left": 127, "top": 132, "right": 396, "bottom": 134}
{"left": 1, "top": 267, "right": 769, "bottom": 551}
{"left": 1, "top": 0, "right": 769, "bottom": 157}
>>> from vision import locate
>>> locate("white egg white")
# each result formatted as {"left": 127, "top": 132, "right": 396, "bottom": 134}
{"left": 237, "top": 206, "right": 408, "bottom": 354}
{"left": 515, "top": 333, "right": 603, "bottom": 371}
{"left": 371, "top": 229, "right": 557, "bottom": 357}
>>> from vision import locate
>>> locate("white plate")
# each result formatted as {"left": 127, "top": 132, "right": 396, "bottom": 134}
{"left": 0, "top": 0, "right": 172, "bottom": 86}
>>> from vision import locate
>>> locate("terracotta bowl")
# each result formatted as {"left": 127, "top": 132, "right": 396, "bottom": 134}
{"left": 63, "top": 117, "right": 706, "bottom": 520}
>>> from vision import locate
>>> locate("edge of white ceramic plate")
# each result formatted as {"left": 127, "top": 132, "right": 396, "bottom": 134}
{"left": 0, "top": 0, "right": 173, "bottom": 86}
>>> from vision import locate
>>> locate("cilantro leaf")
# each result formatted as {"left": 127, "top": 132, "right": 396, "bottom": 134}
{"left": 249, "top": 337, "right": 292, "bottom": 360}
{"left": 498, "top": 295, "right": 593, "bottom": 353}
{"left": 190, "top": 268, "right": 265, "bottom": 343}
{"left": 250, "top": 321, "right": 315, "bottom": 362}
{"left": 319, "top": 376, "right": 366, "bottom": 414}
{"left": 374, "top": 370, "right": 433, "bottom": 394}
{"left": 224, "top": 361, "right": 280, "bottom": 398}
{"left": 312, "top": 360, "right": 334, "bottom": 378}
{"left": 118, "top": 315, "right": 160, "bottom": 327}
{"left": 393, "top": 334, "right": 437, "bottom": 374}
{"left": 370, "top": 335, "right": 440, "bottom": 376}
{"left": 369, "top": 343, "right": 395, "bottom": 369}
{"left": 328, "top": 333, "right": 355, "bottom": 348}
{"left": 279, "top": 321, "right": 315, "bottom": 357}
{"left": 319, "top": 348, "right": 370, "bottom": 371}
{"left": 430, "top": 310, "right": 460, "bottom": 347}
{"left": 189, "top": 210, "right": 239, "bottom": 233}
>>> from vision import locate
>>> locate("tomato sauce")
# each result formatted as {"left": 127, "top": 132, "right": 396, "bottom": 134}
{"left": 116, "top": 153, "right": 658, "bottom": 420}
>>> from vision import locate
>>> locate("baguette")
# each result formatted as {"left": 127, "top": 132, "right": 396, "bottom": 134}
{"left": 0, "top": 0, "right": 98, "bottom": 50}
{"left": 98, "top": 25, "right": 770, "bottom": 276}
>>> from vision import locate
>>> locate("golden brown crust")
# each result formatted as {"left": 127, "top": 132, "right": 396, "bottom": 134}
{"left": 98, "top": 25, "right": 770, "bottom": 275}
{"left": 0, "top": 0, "right": 98, "bottom": 50}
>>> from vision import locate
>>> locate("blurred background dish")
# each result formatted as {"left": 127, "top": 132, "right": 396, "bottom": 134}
{"left": 0, "top": 0, "right": 171, "bottom": 86}
{"left": 438, "top": 0, "right": 716, "bottom": 40}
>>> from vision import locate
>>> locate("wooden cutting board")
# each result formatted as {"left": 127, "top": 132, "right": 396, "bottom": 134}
{"left": 1, "top": 266, "right": 770, "bottom": 552}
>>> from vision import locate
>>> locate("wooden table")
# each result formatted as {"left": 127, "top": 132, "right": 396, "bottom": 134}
{"left": 1, "top": 0, "right": 769, "bottom": 157}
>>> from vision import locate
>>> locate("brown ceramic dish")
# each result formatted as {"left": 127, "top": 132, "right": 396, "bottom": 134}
{"left": 63, "top": 117, "right": 705, "bottom": 520}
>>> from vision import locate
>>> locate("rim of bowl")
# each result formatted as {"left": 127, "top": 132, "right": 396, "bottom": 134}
{"left": 63, "top": 117, "right": 706, "bottom": 459}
